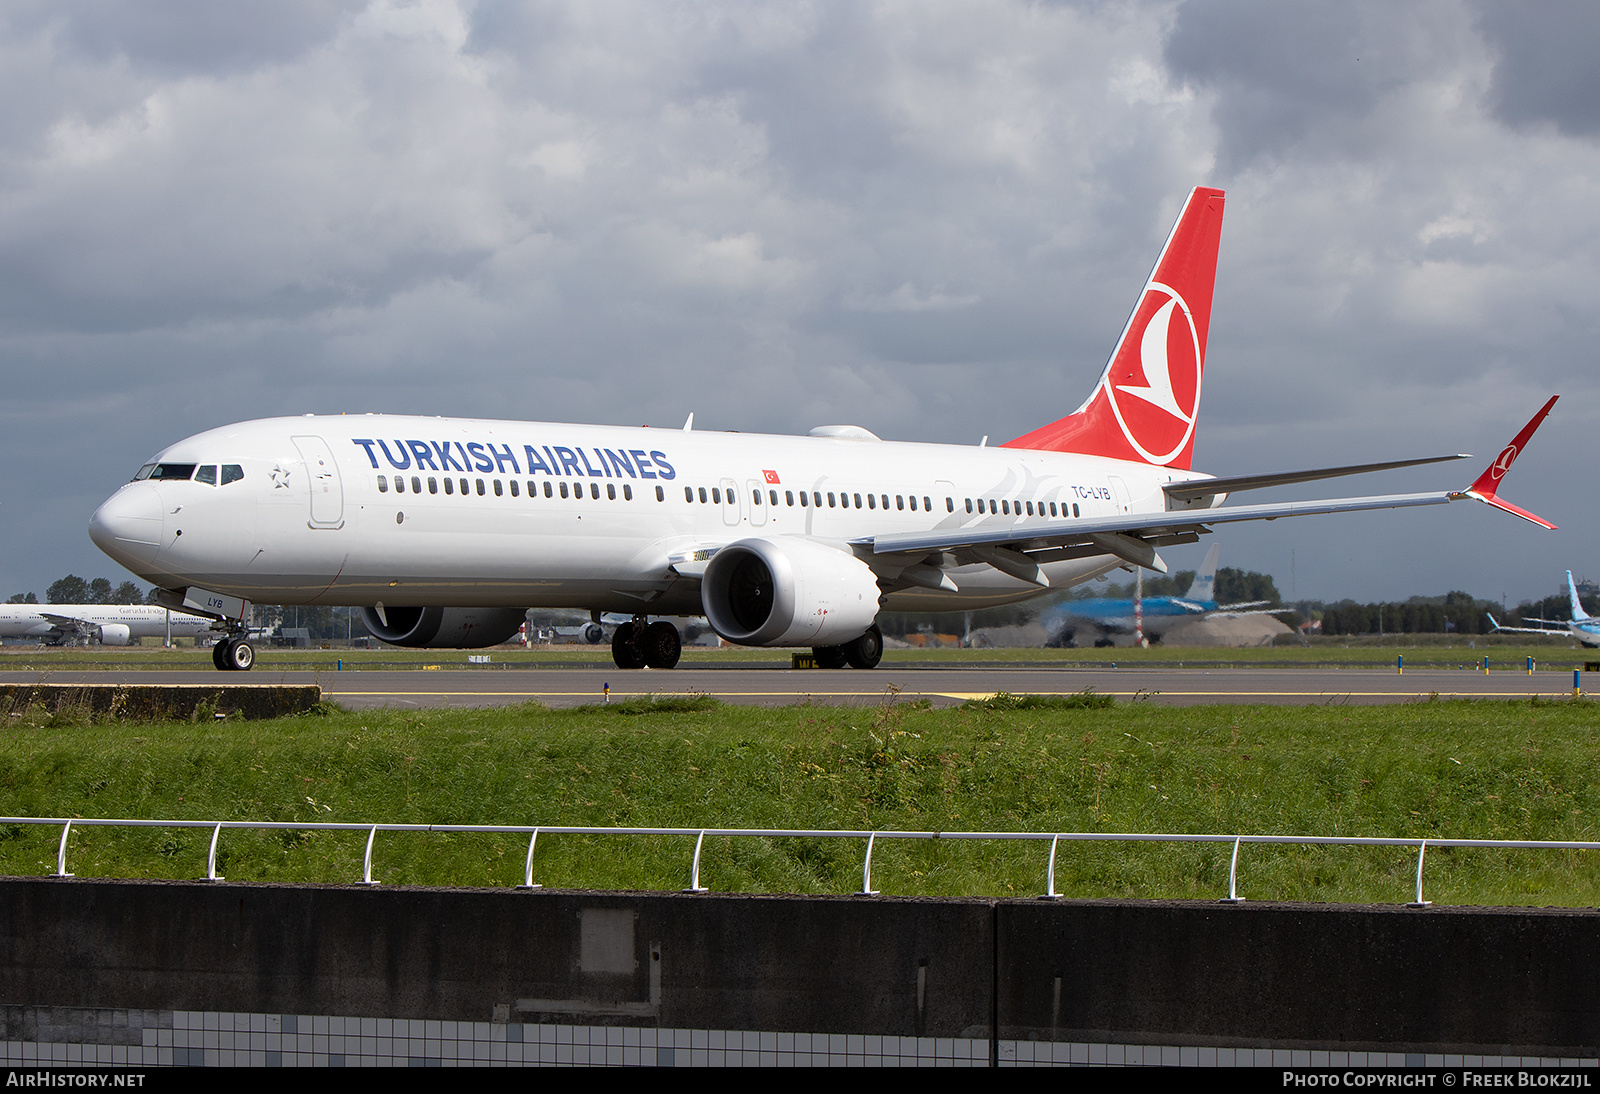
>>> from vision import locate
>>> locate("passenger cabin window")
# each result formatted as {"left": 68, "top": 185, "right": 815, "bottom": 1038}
{"left": 444, "top": 478, "right": 454, "bottom": 495}
{"left": 493, "top": 479, "right": 503, "bottom": 497}
{"left": 378, "top": 476, "right": 389, "bottom": 493}
{"left": 395, "top": 476, "right": 406, "bottom": 494}
{"left": 429, "top": 478, "right": 438, "bottom": 494}
{"left": 590, "top": 483, "right": 599, "bottom": 499}
{"left": 656, "top": 486, "right": 665, "bottom": 501}
{"left": 412, "top": 476, "right": 422, "bottom": 493}
{"left": 544, "top": 482, "right": 553, "bottom": 498}
{"left": 624, "top": 485, "right": 633, "bottom": 501}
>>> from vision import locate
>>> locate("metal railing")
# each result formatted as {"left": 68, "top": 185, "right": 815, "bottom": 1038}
{"left": 7, "top": 816, "right": 1598, "bottom": 905}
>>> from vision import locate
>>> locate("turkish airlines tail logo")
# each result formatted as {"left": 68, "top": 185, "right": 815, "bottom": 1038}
{"left": 1002, "top": 187, "right": 1225, "bottom": 469}
{"left": 1117, "top": 295, "right": 1196, "bottom": 422}
{"left": 1107, "top": 282, "right": 1202, "bottom": 464}
{"left": 1487, "top": 444, "right": 1517, "bottom": 482}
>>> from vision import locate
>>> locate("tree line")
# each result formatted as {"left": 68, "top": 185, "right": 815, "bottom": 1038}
{"left": 7, "top": 575, "right": 149, "bottom": 605}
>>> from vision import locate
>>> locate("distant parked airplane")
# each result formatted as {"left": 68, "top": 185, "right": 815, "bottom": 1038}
{"left": 1046, "top": 545, "right": 1278, "bottom": 645}
{"left": 1486, "top": 571, "right": 1600, "bottom": 647}
{"left": 0, "top": 603, "right": 210, "bottom": 646}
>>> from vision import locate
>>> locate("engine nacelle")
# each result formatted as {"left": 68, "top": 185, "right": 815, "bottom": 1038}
{"left": 702, "top": 537, "right": 882, "bottom": 647}
{"left": 96, "top": 624, "right": 132, "bottom": 646}
{"left": 359, "top": 606, "right": 528, "bottom": 649}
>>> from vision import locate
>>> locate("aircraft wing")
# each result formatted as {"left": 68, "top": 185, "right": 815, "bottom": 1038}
{"left": 38, "top": 612, "right": 99, "bottom": 634}
{"left": 1485, "top": 613, "right": 1570, "bottom": 636}
{"left": 866, "top": 399, "right": 1558, "bottom": 586}
{"left": 864, "top": 491, "right": 1454, "bottom": 582}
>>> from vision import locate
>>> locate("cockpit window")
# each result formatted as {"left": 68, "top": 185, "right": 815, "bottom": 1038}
{"left": 145, "top": 464, "right": 197, "bottom": 481}
{"left": 133, "top": 464, "right": 155, "bottom": 481}
{"left": 221, "top": 464, "right": 244, "bottom": 484}
{"left": 195, "top": 465, "right": 217, "bottom": 485}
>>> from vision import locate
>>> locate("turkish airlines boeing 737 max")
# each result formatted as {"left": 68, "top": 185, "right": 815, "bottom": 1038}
{"left": 87, "top": 187, "right": 1557, "bottom": 671}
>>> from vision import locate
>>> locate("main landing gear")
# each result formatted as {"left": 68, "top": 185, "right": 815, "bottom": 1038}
{"left": 210, "top": 627, "right": 255, "bottom": 671}
{"left": 611, "top": 617, "right": 682, "bottom": 670}
{"left": 812, "top": 623, "right": 884, "bottom": 670}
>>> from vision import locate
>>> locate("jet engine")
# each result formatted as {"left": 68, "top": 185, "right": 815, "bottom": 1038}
{"left": 96, "top": 624, "right": 132, "bottom": 646}
{"left": 701, "top": 537, "right": 882, "bottom": 647}
{"left": 359, "top": 606, "right": 528, "bottom": 649}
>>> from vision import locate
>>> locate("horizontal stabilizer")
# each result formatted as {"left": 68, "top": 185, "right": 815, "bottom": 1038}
{"left": 1164, "top": 454, "right": 1470, "bottom": 501}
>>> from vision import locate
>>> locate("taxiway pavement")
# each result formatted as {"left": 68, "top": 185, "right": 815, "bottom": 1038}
{"left": 0, "top": 664, "right": 1583, "bottom": 708}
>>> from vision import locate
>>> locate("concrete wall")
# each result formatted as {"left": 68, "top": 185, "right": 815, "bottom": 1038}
{"left": 0, "top": 684, "right": 322, "bottom": 720}
{"left": 1, "top": 878, "right": 1597, "bottom": 1057}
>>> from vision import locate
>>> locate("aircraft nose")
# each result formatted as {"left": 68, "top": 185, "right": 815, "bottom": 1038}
{"left": 88, "top": 484, "right": 164, "bottom": 569}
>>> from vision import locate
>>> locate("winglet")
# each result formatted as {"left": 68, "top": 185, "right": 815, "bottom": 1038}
{"left": 1457, "top": 396, "right": 1558, "bottom": 529}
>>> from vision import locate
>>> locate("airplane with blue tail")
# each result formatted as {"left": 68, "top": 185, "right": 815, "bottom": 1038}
{"left": 1045, "top": 545, "right": 1277, "bottom": 645}
{"left": 1487, "top": 571, "right": 1600, "bottom": 647}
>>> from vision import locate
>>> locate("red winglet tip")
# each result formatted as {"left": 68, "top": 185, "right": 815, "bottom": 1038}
{"left": 1466, "top": 395, "right": 1558, "bottom": 502}
{"left": 1486, "top": 494, "right": 1557, "bottom": 530}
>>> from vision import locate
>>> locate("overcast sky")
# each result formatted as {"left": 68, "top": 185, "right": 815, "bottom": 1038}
{"left": 2, "top": 0, "right": 1597, "bottom": 606}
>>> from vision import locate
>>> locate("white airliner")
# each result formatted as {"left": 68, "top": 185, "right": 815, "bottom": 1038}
{"left": 0, "top": 603, "right": 211, "bottom": 646}
{"left": 86, "top": 187, "right": 1558, "bottom": 671}
{"left": 1487, "top": 571, "right": 1600, "bottom": 647}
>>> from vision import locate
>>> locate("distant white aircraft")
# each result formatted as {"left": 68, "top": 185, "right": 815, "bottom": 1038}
{"left": 88, "top": 187, "right": 1559, "bottom": 671}
{"left": 1487, "top": 571, "right": 1600, "bottom": 648}
{"left": 0, "top": 603, "right": 211, "bottom": 646}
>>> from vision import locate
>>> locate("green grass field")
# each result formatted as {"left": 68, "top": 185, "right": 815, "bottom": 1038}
{"left": 2, "top": 691, "right": 1598, "bottom": 907}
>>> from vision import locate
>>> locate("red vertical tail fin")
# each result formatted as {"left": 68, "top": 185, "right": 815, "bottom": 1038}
{"left": 1004, "top": 187, "right": 1225, "bottom": 469}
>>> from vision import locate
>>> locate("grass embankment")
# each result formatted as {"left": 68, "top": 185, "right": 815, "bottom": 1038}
{"left": 2, "top": 694, "right": 1598, "bottom": 907}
